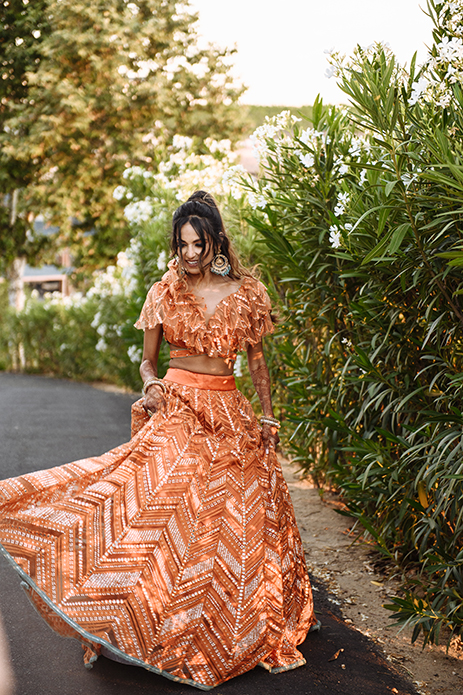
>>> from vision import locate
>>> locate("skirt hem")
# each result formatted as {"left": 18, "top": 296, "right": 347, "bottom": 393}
{"left": 0, "top": 542, "right": 217, "bottom": 691}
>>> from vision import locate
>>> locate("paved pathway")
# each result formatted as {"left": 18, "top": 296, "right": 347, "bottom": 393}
{"left": 0, "top": 373, "right": 418, "bottom": 695}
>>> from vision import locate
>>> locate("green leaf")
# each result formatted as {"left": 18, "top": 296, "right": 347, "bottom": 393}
{"left": 387, "top": 223, "right": 411, "bottom": 254}
{"left": 384, "top": 179, "right": 399, "bottom": 197}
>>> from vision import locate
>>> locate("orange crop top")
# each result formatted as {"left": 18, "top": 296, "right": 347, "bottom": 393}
{"left": 134, "top": 259, "right": 274, "bottom": 362}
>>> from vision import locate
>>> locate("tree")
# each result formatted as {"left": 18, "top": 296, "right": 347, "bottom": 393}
{"left": 0, "top": 0, "right": 246, "bottom": 276}
{"left": 0, "top": 0, "right": 52, "bottom": 293}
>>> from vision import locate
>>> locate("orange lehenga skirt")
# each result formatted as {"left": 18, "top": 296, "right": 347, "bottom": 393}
{"left": 0, "top": 368, "right": 316, "bottom": 690}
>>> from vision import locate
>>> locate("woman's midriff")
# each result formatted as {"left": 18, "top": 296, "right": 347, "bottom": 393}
{"left": 169, "top": 354, "right": 234, "bottom": 376}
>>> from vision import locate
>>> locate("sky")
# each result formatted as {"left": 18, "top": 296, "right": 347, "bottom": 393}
{"left": 188, "top": 0, "right": 433, "bottom": 105}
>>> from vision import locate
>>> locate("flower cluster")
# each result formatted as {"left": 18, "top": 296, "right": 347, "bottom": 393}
{"left": 153, "top": 137, "right": 238, "bottom": 201}
{"left": 325, "top": 42, "right": 406, "bottom": 88}
{"left": 124, "top": 199, "right": 155, "bottom": 225}
{"left": 409, "top": 1, "right": 463, "bottom": 108}
{"left": 250, "top": 110, "right": 300, "bottom": 163}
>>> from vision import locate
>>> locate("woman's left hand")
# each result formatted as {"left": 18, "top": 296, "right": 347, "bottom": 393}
{"left": 261, "top": 423, "right": 280, "bottom": 454}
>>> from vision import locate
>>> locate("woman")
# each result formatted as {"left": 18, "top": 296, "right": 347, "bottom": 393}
{"left": 0, "top": 191, "right": 317, "bottom": 690}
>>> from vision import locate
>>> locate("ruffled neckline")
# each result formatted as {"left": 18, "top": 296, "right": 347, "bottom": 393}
{"left": 166, "top": 258, "right": 252, "bottom": 329}
{"left": 135, "top": 259, "right": 274, "bottom": 359}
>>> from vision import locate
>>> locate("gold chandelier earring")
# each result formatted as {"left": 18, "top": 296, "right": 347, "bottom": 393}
{"left": 210, "top": 248, "right": 231, "bottom": 276}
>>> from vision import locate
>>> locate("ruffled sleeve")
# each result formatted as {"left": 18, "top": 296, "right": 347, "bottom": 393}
{"left": 134, "top": 283, "right": 163, "bottom": 330}
{"left": 236, "top": 277, "right": 274, "bottom": 346}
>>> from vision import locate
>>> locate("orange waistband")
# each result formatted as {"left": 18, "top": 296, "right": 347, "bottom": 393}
{"left": 164, "top": 368, "right": 236, "bottom": 391}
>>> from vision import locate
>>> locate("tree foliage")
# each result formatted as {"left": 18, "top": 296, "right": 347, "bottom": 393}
{"left": 0, "top": 0, "right": 245, "bottom": 273}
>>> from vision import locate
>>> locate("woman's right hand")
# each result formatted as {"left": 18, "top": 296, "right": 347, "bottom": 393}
{"left": 143, "top": 384, "right": 166, "bottom": 415}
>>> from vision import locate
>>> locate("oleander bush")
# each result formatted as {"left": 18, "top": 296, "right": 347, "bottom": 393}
{"left": 236, "top": 0, "right": 463, "bottom": 645}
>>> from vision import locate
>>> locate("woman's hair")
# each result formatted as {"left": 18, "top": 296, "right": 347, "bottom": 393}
{"left": 171, "top": 191, "right": 252, "bottom": 280}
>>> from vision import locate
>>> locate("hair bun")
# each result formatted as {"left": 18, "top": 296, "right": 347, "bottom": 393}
{"left": 187, "top": 190, "right": 217, "bottom": 209}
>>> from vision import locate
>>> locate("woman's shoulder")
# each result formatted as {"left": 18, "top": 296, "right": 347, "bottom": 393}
{"left": 145, "top": 260, "right": 181, "bottom": 297}
{"left": 239, "top": 275, "right": 272, "bottom": 307}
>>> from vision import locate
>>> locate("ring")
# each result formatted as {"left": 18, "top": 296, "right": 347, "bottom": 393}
{"left": 147, "top": 409, "right": 155, "bottom": 417}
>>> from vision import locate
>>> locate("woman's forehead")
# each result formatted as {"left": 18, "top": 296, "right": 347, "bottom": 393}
{"left": 180, "top": 222, "right": 204, "bottom": 243}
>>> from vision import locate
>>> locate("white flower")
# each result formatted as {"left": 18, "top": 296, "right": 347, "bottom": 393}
{"left": 222, "top": 164, "right": 247, "bottom": 199}
{"left": 15, "top": 37, "right": 24, "bottom": 46}
{"left": 409, "top": 76, "right": 429, "bottom": 105}
{"left": 233, "top": 354, "right": 244, "bottom": 378}
{"left": 324, "top": 65, "right": 336, "bottom": 79}
{"left": 334, "top": 193, "right": 349, "bottom": 216}
{"left": 32, "top": 30, "right": 41, "bottom": 39}
{"left": 247, "top": 190, "right": 267, "bottom": 210}
{"left": 95, "top": 338, "right": 107, "bottom": 352}
{"left": 348, "top": 137, "right": 364, "bottom": 156}
{"left": 436, "top": 89, "right": 452, "bottom": 108}
{"left": 127, "top": 2, "right": 139, "bottom": 15}
{"left": 300, "top": 128, "right": 324, "bottom": 146}
{"left": 173, "top": 135, "right": 193, "bottom": 151}
{"left": 329, "top": 225, "right": 342, "bottom": 248}
{"left": 359, "top": 169, "right": 367, "bottom": 185}
{"left": 124, "top": 199, "right": 154, "bottom": 224}
{"left": 91, "top": 311, "right": 102, "bottom": 329}
{"left": 401, "top": 173, "right": 418, "bottom": 188}
{"left": 123, "top": 166, "right": 144, "bottom": 180}
{"left": 157, "top": 250, "right": 167, "bottom": 270}
{"left": 113, "top": 185, "right": 126, "bottom": 201}
{"left": 436, "top": 35, "right": 463, "bottom": 63}
{"left": 298, "top": 152, "right": 315, "bottom": 168}
{"left": 334, "top": 157, "right": 349, "bottom": 175}
{"left": 127, "top": 345, "right": 142, "bottom": 364}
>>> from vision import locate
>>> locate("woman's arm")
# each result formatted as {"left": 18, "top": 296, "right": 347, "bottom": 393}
{"left": 247, "top": 341, "right": 280, "bottom": 452}
{"left": 140, "top": 324, "right": 165, "bottom": 413}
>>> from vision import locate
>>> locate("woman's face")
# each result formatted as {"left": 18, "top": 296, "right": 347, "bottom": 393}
{"left": 179, "top": 222, "right": 214, "bottom": 274}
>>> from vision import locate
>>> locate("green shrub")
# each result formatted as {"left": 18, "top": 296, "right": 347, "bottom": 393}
{"left": 237, "top": 2, "right": 463, "bottom": 645}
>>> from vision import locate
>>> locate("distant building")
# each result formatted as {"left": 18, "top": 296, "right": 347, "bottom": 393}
{"left": 22, "top": 217, "right": 72, "bottom": 297}
{"left": 22, "top": 261, "right": 70, "bottom": 297}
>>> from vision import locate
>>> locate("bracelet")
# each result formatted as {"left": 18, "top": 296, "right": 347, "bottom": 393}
{"left": 260, "top": 416, "right": 281, "bottom": 429}
{"left": 142, "top": 377, "right": 166, "bottom": 396}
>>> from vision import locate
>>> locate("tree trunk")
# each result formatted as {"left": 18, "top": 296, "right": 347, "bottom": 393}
{"left": 6, "top": 190, "right": 25, "bottom": 311}
{"left": 7, "top": 257, "right": 26, "bottom": 311}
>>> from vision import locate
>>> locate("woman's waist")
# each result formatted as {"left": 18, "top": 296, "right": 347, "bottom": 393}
{"left": 169, "top": 347, "right": 234, "bottom": 372}
{"left": 164, "top": 368, "right": 236, "bottom": 391}
{"left": 168, "top": 342, "right": 235, "bottom": 362}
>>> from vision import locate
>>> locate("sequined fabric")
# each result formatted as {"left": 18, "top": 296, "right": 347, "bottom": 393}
{"left": 0, "top": 378, "right": 316, "bottom": 690}
{"left": 134, "top": 259, "right": 274, "bottom": 361}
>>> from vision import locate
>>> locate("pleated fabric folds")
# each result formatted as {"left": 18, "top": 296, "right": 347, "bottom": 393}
{"left": 0, "top": 380, "right": 315, "bottom": 690}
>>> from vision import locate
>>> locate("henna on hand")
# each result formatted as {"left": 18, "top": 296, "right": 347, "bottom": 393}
{"left": 143, "top": 383, "right": 166, "bottom": 414}
{"left": 261, "top": 422, "right": 280, "bottom": 452}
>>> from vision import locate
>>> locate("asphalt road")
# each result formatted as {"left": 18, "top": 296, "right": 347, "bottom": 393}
{"left": 0, "top": 372, "right": 418, "bottom": 695}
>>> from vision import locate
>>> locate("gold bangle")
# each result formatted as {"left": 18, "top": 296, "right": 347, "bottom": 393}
{"left": 142, "top": 377, "right": 166, "bottom": 396}
{"left": 260, "top": 416, "right": 281, "bottom": 429}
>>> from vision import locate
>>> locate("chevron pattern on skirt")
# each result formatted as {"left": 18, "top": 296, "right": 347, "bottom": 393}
{"left": 0, "top": 379, "right": 315, "bottom": 690}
